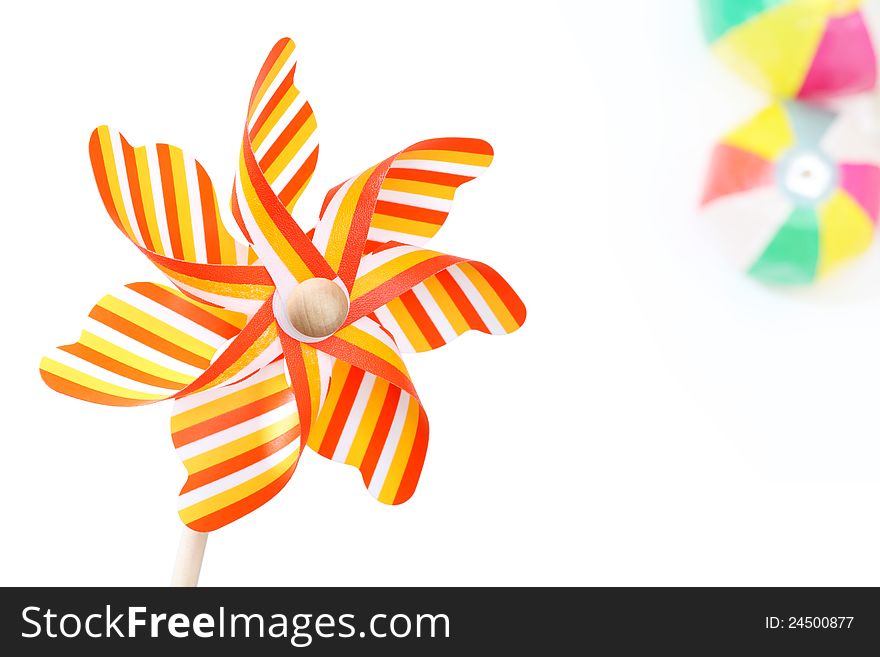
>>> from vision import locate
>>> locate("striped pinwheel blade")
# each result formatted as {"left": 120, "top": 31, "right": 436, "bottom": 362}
{"left": 308, "top": 316, "right": 428, "bottom": 504}
{"left": 239, "top": 37, "right": 318, "bottom": 214}
{"left": 312, "top": 138, "right": 495, "bottom": 278}
{"left": 309, "top": 358, "right": 428, "bottom": 505}
{"left": 349, "top": 243, "right": 526, "bottom": 352}
{"left": 89, "top": 126, "right": 273, "bottom": 315}
{"left": 232, "top": 37, "right": 336, "bottom": 296}
{"left": 172, "top": 358, "right": 301, "bottom": 531}
{"left": 40, "top": 283, "right": 247, "bottom": 406}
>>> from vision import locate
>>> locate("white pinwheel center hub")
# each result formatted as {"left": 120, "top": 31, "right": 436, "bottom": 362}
{"left": 282, "top": 278, "right": 349, "bottom": 340}
{"left": 781, "top": 152, "right": 835, "bottom": 202}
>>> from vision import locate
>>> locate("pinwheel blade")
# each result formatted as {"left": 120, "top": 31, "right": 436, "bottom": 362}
{"left": 40, "top": 283, "right": 247, "bottom": 406}
{"left": 172, "top": 359, "right": 301, "bottom": 531}
{"left": 311, "top": 137, "right": 494, "bottom": 288}
{"left": 89, "top": 126, "right": 271, "bottom": 315}
{"left": 310, "top": 358, "right": 428, "bottom": 505}
{"left": 701, "top": 0, "right": 876, "bottom": 99}
{"left": 232, "top": 37, "right": 335, "bottom": 294}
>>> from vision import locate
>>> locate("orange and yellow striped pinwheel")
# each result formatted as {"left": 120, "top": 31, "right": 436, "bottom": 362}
{"left": 40, "top": 37, "right": 526, "bottom": 533}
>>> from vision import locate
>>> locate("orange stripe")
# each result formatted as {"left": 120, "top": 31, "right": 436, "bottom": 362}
{"left": 125, "top": 283, "right": 243, "bottom": 338}
{"left": 318, "top": 366, "right": 366, "bottom": 458}
{"left": 278, "top": 147, "right": 318, "bottom": 208}
{"left": 247, "top": 38, "right": 290, "bottom": 115}
{"left": 394, "top": 407, "right": 428, "bottom": 504}
{"left": 39, "top": 370, "right": 154, "bottom": 407}
{"left": 179, "top": 427, "right": 298, "bottom": 493}
{"left": 156, "top": 144, "right": 185, "bottom": 259}
{"left": 89, "top": 306, "right": 209, "bottom": 370}
{"left": 468, "top": 262, "right": 526, "bottom": 325}
{"left": 250, "top": 70, "right": 294, "bottom": 139}
{"left": 258, "top": 103, "right": 311, "bottom": 171}
{"left": 436, "top": 268, "right": 489, "bottom": 333}
{"left": 360, "top": 386, "right": 401, "bottom": 485}
{"left": 89, "top": 130, "right": 124, "bottom": 232}
{"left": 398, "top": 290, "right": 445, "bottom": 349}
{"left": 196, "top": 162, "right": 221, "bottom": 264}
{"left": 172, "top": 388, "right": 291, "bottom": 447}
{"left": 384, "top": 167, "right": 473, "bottom": 187}
{"left": 120, "top": 136, "right": 155, "bottom": 251}
{"left": 373, "top": 200, "right": 447, "bottom": 225}
{"left": 57, "top": 343, "right": 185, "bottom": 390}
{"left": 186, "top": 457, "right": 297, "bottom": 532}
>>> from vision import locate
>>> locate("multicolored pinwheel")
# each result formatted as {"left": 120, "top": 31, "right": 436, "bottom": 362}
{"left": 40, "top": 36, "right": 525, "bottom": 546}
{"left": 700, "top": 0, "right": 877, "bottom": 99}
{"left": 701, "top": 100, "right": 880, "bottom": 284}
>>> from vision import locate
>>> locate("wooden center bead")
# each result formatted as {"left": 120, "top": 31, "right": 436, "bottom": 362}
{"left": 286, "top": 278, "right": 349, "bottom": 339}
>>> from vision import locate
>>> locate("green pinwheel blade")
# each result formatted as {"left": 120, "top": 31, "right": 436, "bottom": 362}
{"left": 748, "top": 206, "right": 820, "bottom": 285}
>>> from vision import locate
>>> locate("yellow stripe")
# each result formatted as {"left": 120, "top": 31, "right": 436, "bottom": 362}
{"left": 169, "top": 146, "right": 196, "bottom": 261}
{"left": 422, "top": 274, "right": 470, "bottom": 336}
{"left": 97, "top": 127, "right": 137, "bottom": 241}
{"left": 457, "top": 263, "right": 520, "bottom": 332}
{"left": 40, "top": 357, "right": 166, "bottom": 401}
{"left": 133, "top": 146, "right": 164, "bottom": 254}
{"left": 206, "top": 183, "right": 239, "bottom": 265}
{"left": 351, "top": 249, "right": 441, "bottom": 300}
{"left": 252, "top": 85, "right": 300, "bottom": 152}
{"left": 345, "top": 377, "right": 388, "bottom": 468}
{"left": 377, "top": 396, "right": 419, "bottom": 503}
{"left": 396, "top": 149, "right": 492, "bottom": 166}
{"left": 178, "top": 447, "right": 299, "bottom": 524}
{"left": 381, "top": 177, "right": 456, "bottom": 200}
{"left": 263, "top": 113, "right": 317, "bottom": 183}
{"left": 324, "top": 168, "right": 373, "bottom": 270}
{"left": 301, "top": 343, "right": 322, "bottom": 424}
{"left": 371, "top": 213, "right": 440, "bottom": 238}
{"left": 182, "top": 414, "right": 298, "bottom": 472}
{"left": 238, "top": 154, "right": 314, "bottom": 281}
{"left": 98, "top": 296, "right": 216, "bottom": 361}
{"left": 171, "top": 372, "right": 290, "bottom": 432}
{"left": 336, "top": 324, "right": 408, "bottom": 375}
{"left": 79, "top": 331, "right": 193, "bottom": 386}
{"left": 385, "top": 296, "right": 433, "bottom": 352}
{"left": 250, "top": 40, "right": 295, "bottom": 118}
{"left": 310, "top": 360, "right": 351, "bottom": 453}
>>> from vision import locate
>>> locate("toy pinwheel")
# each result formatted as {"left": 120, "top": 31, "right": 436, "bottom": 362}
{"left": 39, "top": 37, "right": 526, "bottom": 585}
{"left": 702, "top": 100, "right": 880, "bottom": 284}
{"left": 700, "top": 0, "right": 877, "bottom": 99}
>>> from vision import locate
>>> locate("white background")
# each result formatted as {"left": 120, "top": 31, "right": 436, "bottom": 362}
{"left": 2, "top": 0, "right": 880, "bottom": 586}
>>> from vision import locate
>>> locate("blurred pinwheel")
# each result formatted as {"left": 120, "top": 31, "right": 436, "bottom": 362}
{"left": 701, "top": 100, "right": 880, "bottom": 284}
{"left": 40, "top": 37, "right": 526, "bottom": 533}
{"left": 700, "top": 0, "right": 877, "bottom": 99}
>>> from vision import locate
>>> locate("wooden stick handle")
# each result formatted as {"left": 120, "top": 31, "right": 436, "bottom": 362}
{"left": 171, "top": 526, "right": 208, "bottom": 587}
